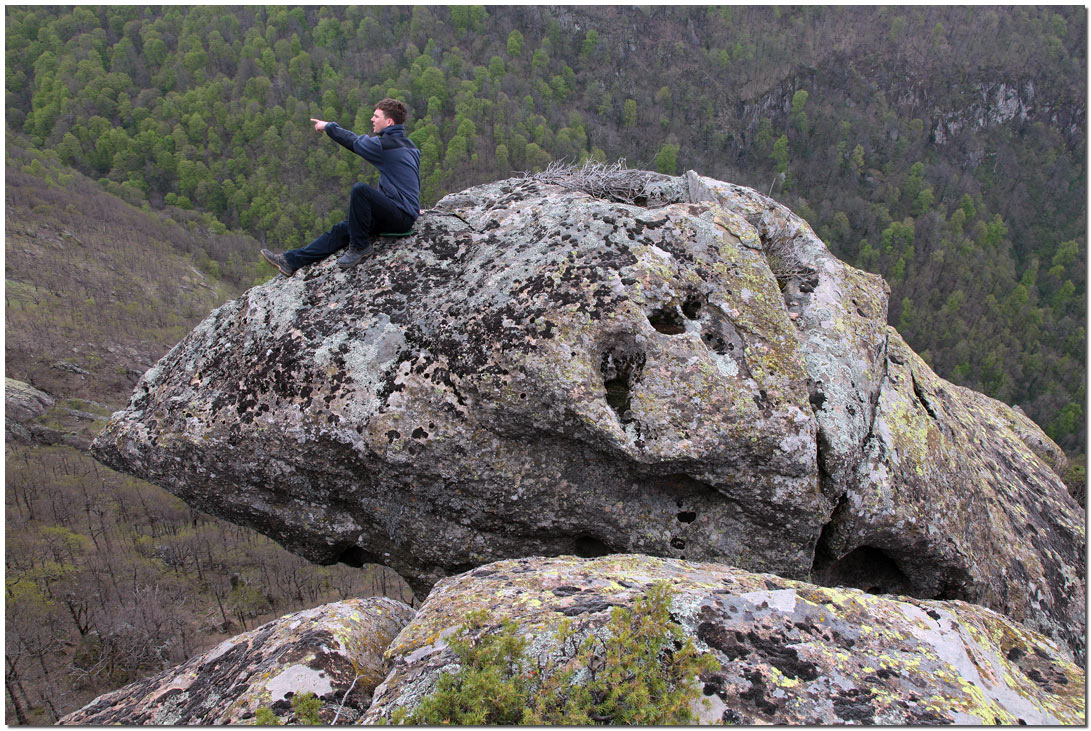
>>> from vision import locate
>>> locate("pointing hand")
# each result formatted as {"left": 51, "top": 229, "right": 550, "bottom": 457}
{"left": 311, "top": 118, "right": 328, "bottom": 132}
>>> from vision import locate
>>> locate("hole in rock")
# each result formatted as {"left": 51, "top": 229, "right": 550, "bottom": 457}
{"left": 676, "top": 511, "right": 697, "bottom": 523}
{"left": 934, "top": 575, "right": 972, "bottom": 602}
{"left": 702, "top": 332, "right": 730, "bottom": 355}
{"left": 647, "top": 307, "right": 687, "bottom": 335}
{"left": 798, "top": 270, "right": 819, "bottom": 293}
{"left": 604, "top": 376, "right": 630, "bottom": 416}
{"left": 338, "top": 546, "right": 368, "bottom": 568}
{"left": 574, "top": 535, "right": 614, "bottom": 558}
{"left": 812, "top": 545, "right": 912, "bottom": 597}
{"left": 682, "top": 295, "right": 703, "bottom": 320}
{"left": 601, "top": 348, "right": 646, "bottom": 423}
{"left": 670, "top": 537, "right": 686, "bottom": 550}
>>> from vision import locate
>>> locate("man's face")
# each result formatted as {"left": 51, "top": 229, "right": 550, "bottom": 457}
{"left": 371, "top": 108, "right": 394, "bottom": 133}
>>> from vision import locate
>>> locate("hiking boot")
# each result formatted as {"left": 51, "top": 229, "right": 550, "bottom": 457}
{"left": 260, "top": 248, "right": 296, "bottom": 277}
{"left": 336, "top": 241, "right": 373, "bottom": 269}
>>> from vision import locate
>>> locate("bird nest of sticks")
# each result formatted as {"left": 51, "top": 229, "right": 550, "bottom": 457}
{"left": 527, "top": 160, "right": 681, "bottom": 208}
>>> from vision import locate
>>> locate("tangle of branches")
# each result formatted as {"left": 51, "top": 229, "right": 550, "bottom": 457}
{"left": 527, "top": 160, "right": 678, "bottom": 208}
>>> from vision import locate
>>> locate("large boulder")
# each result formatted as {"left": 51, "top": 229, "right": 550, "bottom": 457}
{"left": 59, "top": 597, "right": 413, "bottom": 725}
{"left": 365, "top": 555, "right": 1085, "bottom": 725}
{"left": 91, "top": 169, "right": 1084, "bottom": 660}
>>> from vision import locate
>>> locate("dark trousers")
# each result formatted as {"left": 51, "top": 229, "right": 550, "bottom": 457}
{"left": 283, "top": 183, "right": 415, "bottom": 269}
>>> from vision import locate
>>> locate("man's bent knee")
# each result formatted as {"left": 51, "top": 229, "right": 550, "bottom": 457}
{"left": 351, "top": 182, "right": 378, "bottom": 200}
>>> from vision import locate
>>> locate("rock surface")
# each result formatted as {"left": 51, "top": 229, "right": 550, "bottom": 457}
{"left": 59, "top": 597, "right": 413, "bottom": 725}
{"left": 91, "top": 170, "right": 1084, "bottom": 659}
{"left": 365, "top": 555, "right": 1085, "bottom": 726}
{"left": 5, "top": 377, "right": 55, "bottom": 442}
{"left": 816, "top": 330, "right": 1085, "bottom": 659}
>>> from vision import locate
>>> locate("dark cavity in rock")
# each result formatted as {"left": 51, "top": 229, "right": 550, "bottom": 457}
{"left": 573, "top": 535, "right": 613, "bottom": 558}
{"left": 337, "top": 545, "right": 369, "bottom": 568}
{"left": 682, "top": 295, "right": 703, "bottom": 320}
{"left": 647, "top": 306, "right": 687, "bottom": 335}
{"left": 812, "top": 544, "right": 912, "bottom": 596}
{"left": 600, "top": 348, "right": 646, "bottom": 423}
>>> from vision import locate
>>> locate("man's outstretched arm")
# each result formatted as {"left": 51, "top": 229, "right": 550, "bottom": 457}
{"left": 310, "top": 118, "right": 381, "bottom": 164}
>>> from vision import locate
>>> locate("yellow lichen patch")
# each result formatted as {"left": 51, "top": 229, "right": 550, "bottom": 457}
{"left": 768, "top": 665, "right": 801, "bottom": 689}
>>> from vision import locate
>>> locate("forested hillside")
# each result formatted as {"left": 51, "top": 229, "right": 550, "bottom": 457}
{"left": 6, "top": 5, "right": 1085, "bottom": 456}
{"left": 4, "top": 146, "right": 411, "bottom": 724}
{"left": 4, "top": 5, "right": 1085, "bottom": 722}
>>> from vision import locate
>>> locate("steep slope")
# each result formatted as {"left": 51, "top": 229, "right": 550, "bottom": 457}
{"left": 5, "top": 142, "right": 247, "bottom": 405}
{"left": 4, "top": 142, "right": 414, "bottom": 725}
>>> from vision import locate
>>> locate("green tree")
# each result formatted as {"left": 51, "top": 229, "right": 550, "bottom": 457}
{"left": 1051, "top": 238, "right": 1079, "bottom": 272}
{"left": 913, "top": 186, "right": 935, "bottom": 215}
{"left": 181, "top": 36, "right": 208, "bottom": 75}
{"left": 789, "top": 89, "right": 809, "bottom": 137}
{"left": 487, "top": 55, "right": 505, "bottom": 83}
{"left": 581, "top": 29, "right": 599, "bottom": 57}
{"left": 531, "top": 46, "right": 550, "bottom": 76}
{"left": 756, "top": 118, "right": 774, "bottom": 153}
{"left": 771, "top": 134, "right": 790, "bottom": 174}
{"left": 849, "top": 144, "right": 865, "bottom": 176}
{"left": 288, "top": 51, "right": 313, "bottom": 90}
{"left": 450, "top": 6, "right": 487, "bottom": 36}
{"left": 495, "top": 143, "right": 510, "bottom": 171}
{"left": 506, "top": 29, "right": 523, "bottom": 58}
{"left": 445, "top": 135, "right": 468, "bottom": 167}
{"left": 653, "top": 142, "right": 680, "bottom": 175}
{"left": 412, "top": 64, "right": 446, "bottom": 106}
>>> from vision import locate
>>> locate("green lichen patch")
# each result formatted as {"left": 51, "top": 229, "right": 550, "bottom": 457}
{"left": 821, "top": 329, "right": 1086, "bottom": 661}
{"left": 368, "top": 555, "right": 1085, "bottom": 725}
{"left": 60, "top": 597, "right": 414, "bottom": 725}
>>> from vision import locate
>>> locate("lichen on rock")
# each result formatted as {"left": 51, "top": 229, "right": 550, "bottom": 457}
{"left": 58, "top": 597, "right": 414, "bottom": 725}
{"left": 365, "top": 555, "right": 1085, "bottom": 725}
{"left": 91, "top": 169, "right": 1085, "bottom": 661}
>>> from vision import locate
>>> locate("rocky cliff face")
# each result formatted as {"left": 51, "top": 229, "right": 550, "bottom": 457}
{"left": 91, "top": 169, "right": 1084, "bottom": 660}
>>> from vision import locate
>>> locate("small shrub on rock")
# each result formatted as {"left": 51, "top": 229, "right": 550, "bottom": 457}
{"left": 392, "top": 581, "right": 719, "bottom": 725}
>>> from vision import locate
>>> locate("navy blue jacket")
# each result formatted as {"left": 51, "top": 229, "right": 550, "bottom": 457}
{"left": 325, "top": 123, "right": 421, "bottom": 220}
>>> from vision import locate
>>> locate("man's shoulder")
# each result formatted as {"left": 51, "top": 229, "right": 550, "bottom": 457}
{"left": 379, "top": 134, "right": 418, "bottom": 152}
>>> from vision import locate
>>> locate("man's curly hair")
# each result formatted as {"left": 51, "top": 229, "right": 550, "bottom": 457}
{"left": 375, "top": 98, "right": 408, "bottom": 125}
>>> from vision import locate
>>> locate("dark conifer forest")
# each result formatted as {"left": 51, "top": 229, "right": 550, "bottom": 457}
{"left": 4, "top": 5, "right": 1085, "bottom": 723}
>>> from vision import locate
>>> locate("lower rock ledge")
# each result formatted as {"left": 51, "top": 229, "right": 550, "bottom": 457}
{"left": 58, "top": 596, "right": 414, "bottom": 725}
{"left": 57, "top": 556, "right": 1084, "bottom": 726}
{"left": 367, "top": 555, "right": 1085, "bottom": 726}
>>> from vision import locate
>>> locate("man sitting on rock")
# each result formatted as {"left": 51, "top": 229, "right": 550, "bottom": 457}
{"left": 261, "top": 98, "right": 421, "bottom": 276}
